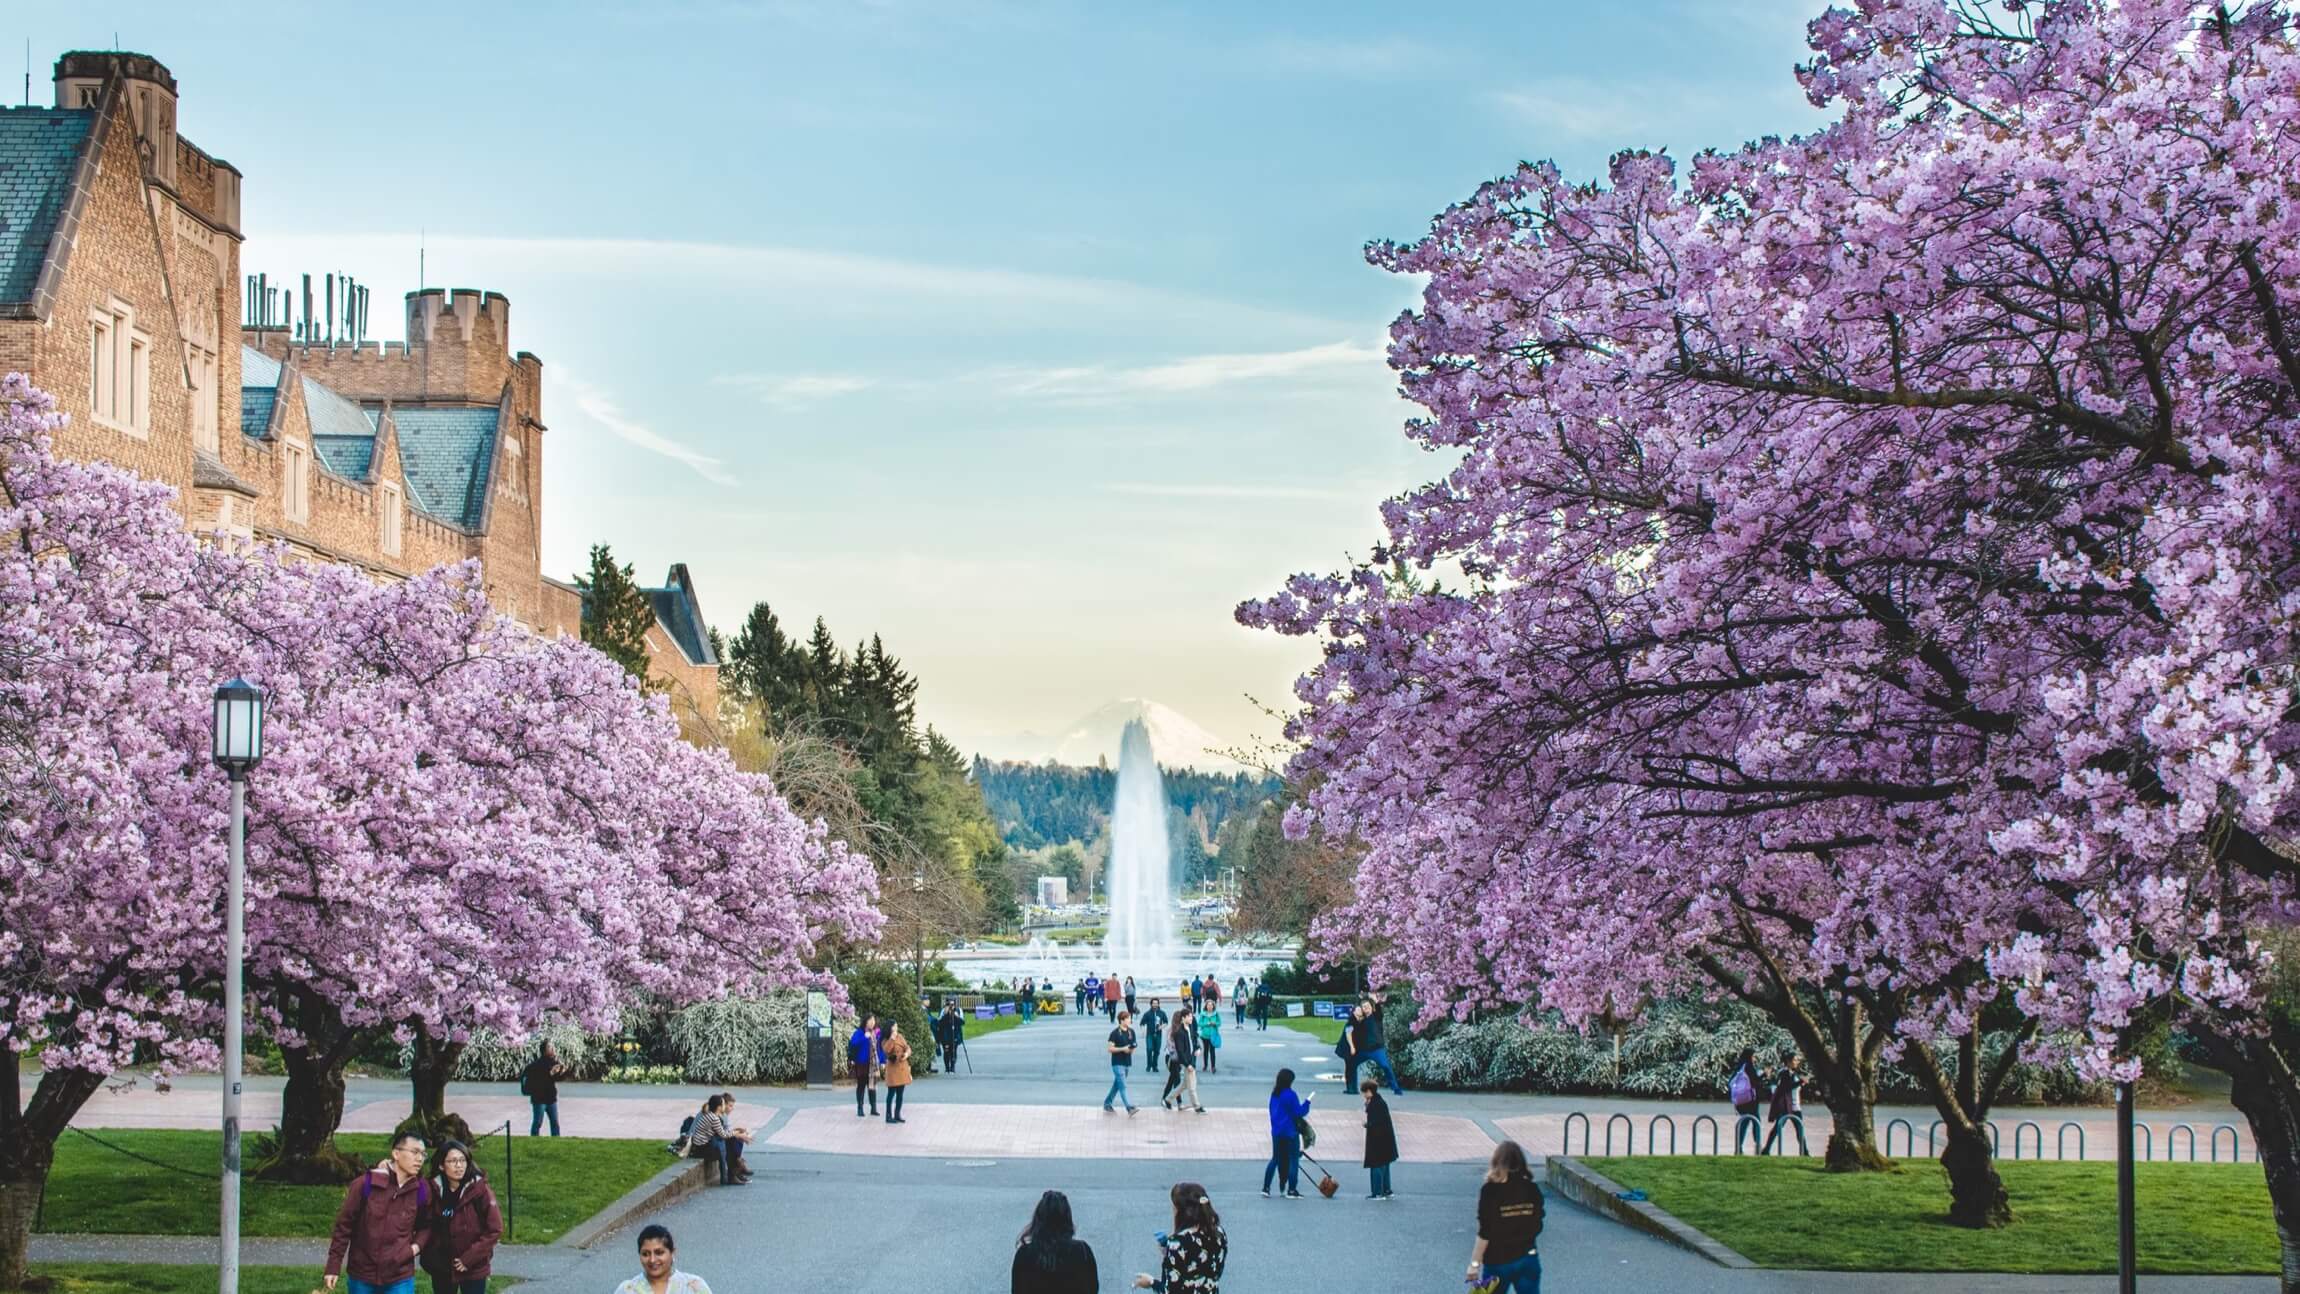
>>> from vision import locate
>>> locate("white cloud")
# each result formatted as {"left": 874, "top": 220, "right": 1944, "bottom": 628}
{"left": 996, "top": 339, "right": 1388, "bottom": 401}
{"left": 563, "top": 377, "right": 739, "bottom": 486}
{"left": 716, "top": 373, "right": 876, "bottom": 405}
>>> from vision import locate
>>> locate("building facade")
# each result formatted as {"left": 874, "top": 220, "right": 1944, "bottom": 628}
{"left": 0, "top": 51, "right": 719, "bottom": 731}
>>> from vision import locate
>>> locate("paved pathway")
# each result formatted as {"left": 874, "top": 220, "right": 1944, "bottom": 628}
{"left": 32, "top": 1016, "right": 2278, "bottom": 1290}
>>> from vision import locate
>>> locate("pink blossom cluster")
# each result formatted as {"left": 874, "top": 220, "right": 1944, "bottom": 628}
{"left": 1243, "top": 1, "right": 2300, "bottom": 1080}
{"left": 0, "top": 374, "right": 881, "bottom": 1079}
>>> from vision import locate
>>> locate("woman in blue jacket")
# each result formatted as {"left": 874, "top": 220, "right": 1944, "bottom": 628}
{"left": 1261, "top": 1068, "right": 1312, "bottom": 1198}
{"left": 848, "top": 1014, "right": 883, "bottom": 1118}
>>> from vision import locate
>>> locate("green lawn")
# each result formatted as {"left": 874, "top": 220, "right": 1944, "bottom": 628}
{"left": 1581, "top": 1156, "right": 2278, "bottom": 1274}
{"left": 40, "top": 1130, "right": 671, "bottom": 1244}
{"left": 26, "top": 1267, "right": 516, "bottom": 1293}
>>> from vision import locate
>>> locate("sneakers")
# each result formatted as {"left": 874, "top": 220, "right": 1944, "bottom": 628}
{"left": 1284, "top": 1190, "right": 1304, "bottom": 1199}
{"left": 1260, "top": 1188, "right": 1272, "bottom": 1198}
{"left": 1128, "top": 1106, "right": 1140, "bottom": 1117}
{"left": 1194, "top": 1106, "right": 1207, "bottom": 1114}
{"left": 1103, "top": 1105, "right": 1115, "bottom": 1114}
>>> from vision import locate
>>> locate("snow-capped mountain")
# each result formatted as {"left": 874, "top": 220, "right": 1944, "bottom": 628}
{"left": 971, "top": 699, "right": 1256, "bottom": 775}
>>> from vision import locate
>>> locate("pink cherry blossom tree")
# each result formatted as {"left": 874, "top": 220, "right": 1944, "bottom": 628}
{"left": 1247, "top": 0, "right": 2300, "bottom": 1240}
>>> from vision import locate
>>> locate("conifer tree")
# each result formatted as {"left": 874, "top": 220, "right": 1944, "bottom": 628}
{"left": 575, "top": 544, "right": 656, "bottom": 686}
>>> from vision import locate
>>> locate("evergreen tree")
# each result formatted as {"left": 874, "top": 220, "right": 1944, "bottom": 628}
{"left": 576, "top": 544, "right": 656, "bottom": 685}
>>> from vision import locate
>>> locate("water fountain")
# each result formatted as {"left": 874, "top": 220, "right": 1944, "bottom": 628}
{"left": 944, "top": 717, "right": 1295, "bottom": 987}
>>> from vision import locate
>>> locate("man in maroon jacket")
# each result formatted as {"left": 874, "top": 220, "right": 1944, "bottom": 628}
{"left": 324, "top": 1131, "right": 431, "bottom": 1293}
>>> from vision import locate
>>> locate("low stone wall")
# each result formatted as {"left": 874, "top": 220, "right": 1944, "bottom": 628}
{"left": 1543, "top": 1155, "right": 1754, "bottom": 1268}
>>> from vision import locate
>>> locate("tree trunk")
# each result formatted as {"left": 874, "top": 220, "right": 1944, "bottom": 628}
{"left": 1823, "top": 1091, "right": 1891, "bottom": 1172}
{"left": 0, "top": 1068, "right": 106, "bottom": 1291}
{"left": 2209, "top": 1028, "right": 2300, "bottom": 1292}
{"left": 1940, "top": 1122, "right": 2011, "bottom": 1228}
{"left": 261, "top": 1041, "right": 363, "bottom": 1184}
{"left": 399, "top": 1028, "right": 473, "bottom": 1148}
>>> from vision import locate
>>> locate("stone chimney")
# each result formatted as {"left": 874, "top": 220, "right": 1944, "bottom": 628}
{"left": 54, "top": 52, "right": 179, "bottom": 190}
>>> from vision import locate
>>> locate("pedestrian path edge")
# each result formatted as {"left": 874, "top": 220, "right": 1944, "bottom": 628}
{"left": 1545, "top": 1155, "right": 1756, "bottom": 1269}
{"left": 557, "top": 1155, "right": 712, "bottom": 1250}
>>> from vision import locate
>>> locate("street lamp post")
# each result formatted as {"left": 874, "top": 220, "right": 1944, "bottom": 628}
{"left": 211, "top": 679, "right": 265, "bottom": 1294}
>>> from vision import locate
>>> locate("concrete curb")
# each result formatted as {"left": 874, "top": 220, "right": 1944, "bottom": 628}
{"left": 1544, "top": 1155, "right": 1755, "bottom": 1269}
{"left": 557, "top": 1154, "right": 713, "bottom": 1250}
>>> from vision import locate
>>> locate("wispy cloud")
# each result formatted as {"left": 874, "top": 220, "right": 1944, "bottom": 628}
{"left": 565, "top": 378, "right": 739, "bottom": 486}
{"left": 715, "top": 373, "right": 877, "bottom": 405}
{"left": 996, "top": 340, "right": 1388, "bottom": 401}
{"left": 1105, "top": 482, "right": 1365, "bottom": 502}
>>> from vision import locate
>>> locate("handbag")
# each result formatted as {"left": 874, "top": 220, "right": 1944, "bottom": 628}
{"left": 1298, "top": 1148, "right": 1340, "bottom": 1198}
{"left": 1294, "top": 1115, "right": 1317, "bottom": 1149}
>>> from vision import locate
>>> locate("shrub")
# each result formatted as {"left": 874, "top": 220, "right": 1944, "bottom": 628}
{"left": 600, "top": 1064, "right": 687, "bottom": 1085}
{"left": 839, "top": 961, "right": 933, "bottom": 1075}
{"left": 449, "top": 1020, "right": 620, "bottom": 1081}
{"left": 662, "top": 993, "right": 809, "bottom": 1084}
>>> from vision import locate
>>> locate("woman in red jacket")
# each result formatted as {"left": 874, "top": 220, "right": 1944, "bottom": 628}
{"left": 425, "top": 1139, "right": 503, "bottom": 1294}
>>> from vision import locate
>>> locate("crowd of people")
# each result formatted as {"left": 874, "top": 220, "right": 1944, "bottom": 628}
{"left": 319, "top": 986, "right": 1568, "bottom": 1294}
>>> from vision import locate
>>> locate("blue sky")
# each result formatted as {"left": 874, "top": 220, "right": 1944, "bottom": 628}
{"left": 27, "top": 1, "right": 1829, "bottom": 759}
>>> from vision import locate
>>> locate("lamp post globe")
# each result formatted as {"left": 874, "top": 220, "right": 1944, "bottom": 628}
{"left": 210, "top": 678, "right": 265, "bottom": 778}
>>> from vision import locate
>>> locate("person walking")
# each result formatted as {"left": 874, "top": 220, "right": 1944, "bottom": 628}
{"left": 849, "top": 1013, "right": 883, "bottom": 1118}
{"left": 1356, "top": 996, "right": 1404, "bottom": 1096}
{"left": 1103, "top": 972, "right": 1123, "bottom": 1021}
{"left": 1729, "top": 1048, "right": 1769, "bottom": 1155}
{"left": 883, "top": 1023, "right": 914, "bottom": 1124}
{"left": 1466, "top": 1141, "right": 1545, "bottom": 1293}
{"left": 1253, "top": 981, "right": 1271, "bottom": 1031}
{"left": 520, "top": 1040, "right": 567, "bottom": 1137}
{"left": 1105, "top": 1009, "right": 1141, "bottom": 1114}
{"left": 1233, "top": 978, "right": 1248, "bottom": 1026}
{"left": 1011, "top": 1189, "right": 1099, "bottom": 1294}
{"left": 1084, "top": 974, "right": 1101, "bottom": 1019}
{"left": 1194, "top": 999, "right": 1222, "bottom": 1075}
{"left": 614, "top": 1224, "right": 713, "bottom": 1294}
{"left": 1131, "top": 1182, "right": 1227, "bottom": 1292}
{"left": 1141, "top": 997, "right": 1169, "bottom": 1072}
{"left": 1021, "top": 976, "right": 1037, "bottom": 1022}
{"left": 323, "top": 1131, "right": 430, "bottom": 1293}
{"left": 1361, "top": 1080, "right": 1398, "bottom": 1200}
{"left": 1125, "top": 975, "right": 1138, "bottom": 1015}
{"left": 1262, "top": 1068, "right": 1312, "bottom": 1198}
{"left": 1337, "top": 1003, "right": 1365, "bottom": 1091}
{"left": 937, "top": 1002, "right": 966, "bottom": 1075}
{"left": 1204, "top": 977, "right": 1221, "bottom": 1020}
{"left": 1762, "top": 1053, "right": 1809, "bottom": 1156}
{"left": 1161, "top": 1011, "right": 1204, "bottom": 1113}
{"left": 422, "top": 1140, "right": 500, "bottom": 1294}
{"left": 1189, "top": 975, "right": 1204, "bottom": 1010}
{"left": 1077, "top": 977, "right": 1091, "bottom": 1018}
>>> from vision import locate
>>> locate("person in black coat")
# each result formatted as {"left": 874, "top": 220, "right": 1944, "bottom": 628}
{"left": 1362, "top": 1080, "right": 1399, "bottom": 1200}
{"left": 1012, "top": 1189, "right": 1098, "bottom": 1293}
{"left": 936, "top": 1004, "right": 966, "bottom": 1075}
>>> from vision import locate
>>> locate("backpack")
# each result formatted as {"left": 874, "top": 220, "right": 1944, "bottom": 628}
{"left": 668, "top": 1114, "right": 696, "bottom": 1155}
{"left": 518, "top": 1067, "right": 530, "bottom": 1097}
{"left": 1729, "top": 1066, "right": 1755, "bottom": 1107}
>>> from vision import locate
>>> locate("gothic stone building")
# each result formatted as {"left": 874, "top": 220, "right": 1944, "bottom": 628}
{"left": 0, "top": 51, "right": 720, "bottom": 731}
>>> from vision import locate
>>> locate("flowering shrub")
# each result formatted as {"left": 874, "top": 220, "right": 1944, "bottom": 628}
{"left": 600, "top": 1065, "right": 687, "bottom": 1086}
{"left": 663, "top": 993, "right": 809, "bottom": 1084}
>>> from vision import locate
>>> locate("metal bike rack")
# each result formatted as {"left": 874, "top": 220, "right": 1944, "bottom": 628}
{"left": 2011, "top": 1121, "right": 2042, "bottom": 1161}
{"left": 2210, "top": 1124, "right": 2244, "bottom": 1164}
{"left": 1605, "top": 1112, "right": 1634, "bottom": 1156}
{"left": 2167, "top": 1123, "right": 2197, "bottom": 1163}
{"left": 1648, "top": 1114, "right": 1678, "bottom": 1156}
{"left": 1691, "top": 1114, "right": 1721, "bottom": 1156}
{"left": 2056, "top": 1121, "right": 2085, "bottom": 1162}
{"left": 1884, "top": 1118, "right": 1914, "bottom": 1159}
{"left": 1561, "top": 1111, "right": 1591, "bottom": 1156}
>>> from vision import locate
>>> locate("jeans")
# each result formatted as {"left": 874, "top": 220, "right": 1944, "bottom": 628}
{"left": 1734, "top": 1106, "right": 1763, "bottom": 1154}
{"left": 708, "top": 1135, "right": 747, "bottom": 1179}
{"left": 528, "top": 1100, "right": 558, "bottom": 1136}
{"left": 1763, "top": 1112, "right": 1809, "bottom": 1156}
{"left": 431, "top": 1280, "right": 488, "bottom": 1294}
{"left": 1236, "top": 1002, "right": 1246, "bottom": 1024}
{"left": 348, "top": 1281, "right": 415, "bottom": 1294}
{"left": 885, "top": 1084, "right": 907, "bottom": 1121}
{"left": 1161, "top": 1060, "right": 1184, "bottom": 1103}
{"left": 1201, "top": 1040, "right": 1217, "bottom": 1073}
{"left": 1360, "top": 1046, "right": 1404, "bottom": 1095}
{"left": 1105, "top": 999, "right": 1117, "bottom": 1020}
{"left": 1369, "top": 1162, "right": 1392, "bottom": 1196}
{"left": 1263, "top": 1134, "right": 1301, "bottom": 1193}
{"left": 942, "top": 1043, "right": 960, "bottom": 1072}
{"left": 1145, "top": 1038, "right": 1161, "bottom": 1071}
{"left": 1104, "top": 1063, "right": 1134, "bottom": 1110}
{"left": 1483, "top": 1251, "right": 1541, "bottom": 1293}
{"left": 1256, "top": 1007, "right": 1268, "bottom": 1030}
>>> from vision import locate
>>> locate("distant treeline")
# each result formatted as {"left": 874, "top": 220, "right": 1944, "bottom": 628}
{"left": 971, "top": 757, "right": 1278, "bottom": 888}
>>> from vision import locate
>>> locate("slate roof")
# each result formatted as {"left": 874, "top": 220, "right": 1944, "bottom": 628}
{"left": 302, "top": 375, "right": 377, "bottom": 479}
{"left": 239, "top": 346, "right": 281, "bottom": 439}
{"left": 0, "top": 109, "right": 95, "bottom": 306}
{"left": 641, "top": 564, "right": 717, "bottom": 666}
{"left": 389, "top": 406, "right": 499, "bottom": 531}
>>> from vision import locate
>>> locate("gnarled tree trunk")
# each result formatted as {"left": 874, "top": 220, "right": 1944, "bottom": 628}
{"left": 258, "top": 986, "right": 369, "bottom": 1184}
{"left": 1939, "top": 1119, "right": 2011, "bottom": 1228}
{"left": 399, "top": 1025, "right": 473, "bottom": 1148}
{"left": 2205, "top": 1026, "right": 2300, "bottom": 1293}
{"left": 0, "top": 1067, "right": 106, "bottom": 1291}
{"left": 1900, "top": 1022, "right": 2029, "bottom": 1229}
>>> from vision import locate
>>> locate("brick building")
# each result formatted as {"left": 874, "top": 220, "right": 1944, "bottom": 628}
{"left": 0, "top": 50, "right": 719, "bottom": 731}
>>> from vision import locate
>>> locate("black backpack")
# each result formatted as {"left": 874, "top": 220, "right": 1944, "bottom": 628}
{"left": 667, "top": 1115, "right": 695, "bottom": 1155}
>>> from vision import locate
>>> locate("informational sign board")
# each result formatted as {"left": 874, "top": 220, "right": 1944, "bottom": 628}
{"left": 975, "top": 1004, "right": 995, "bottom": 1019}
{"left": 806, "top": 990, "right": 832, "bottom": 1029}
{"left": 1287, "top": 1002, "right": 1307, "bottom": 1017}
